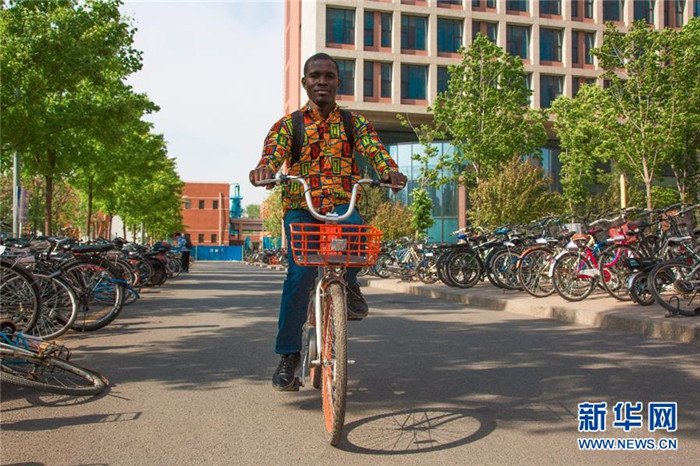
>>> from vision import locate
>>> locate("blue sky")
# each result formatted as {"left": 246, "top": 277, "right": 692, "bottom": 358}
{"left": 121, "top": 1, "right": 285, "bottom": 207}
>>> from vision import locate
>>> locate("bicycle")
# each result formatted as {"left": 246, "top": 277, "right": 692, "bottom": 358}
{"left": 0, "top": 323, "right": 108, "bottom": 395}
{"left": 259, "top": 173, "right": 396, "bottom": 446}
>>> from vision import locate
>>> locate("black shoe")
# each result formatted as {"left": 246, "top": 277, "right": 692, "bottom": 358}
{"left": 346, "top": 283, "right": 369, "bottom": 320}
{"left": 272, "top": 353, "right": 300, "bottom": 391}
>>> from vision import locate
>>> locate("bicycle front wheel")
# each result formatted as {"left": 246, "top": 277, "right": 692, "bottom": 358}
{"left": 321, "top": 283, "right": 347, "bottom": 446}
{"left": 649, "top": 260, "right": 700, "bottom": 317}
{"left": 0, "top": 345, "right": 108, "bottom": 396}
{"left": 27, "top": 274, "right": 78, "bottom": 340}
{"left": 552, "top": 252, "right": 596, "bottom": 301}
{"left": 0, "top": 260, "right": 41, "bottom": 332}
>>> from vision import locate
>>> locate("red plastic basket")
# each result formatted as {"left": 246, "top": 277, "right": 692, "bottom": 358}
{"left": 289, "top": 223, "right": 383, "bottom": 267}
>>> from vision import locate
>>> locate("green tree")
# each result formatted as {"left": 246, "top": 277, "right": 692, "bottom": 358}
{"left": 550, "top": 85, "right": 617, "bottom": 211}
{"left": 245, "top": 204, "right": 261, "bottom": 219}
{"left": 397, "top": 115, "right": 436, "bottom": 238}
{"left": 431, "top": 34, "right": 547, "bottom": 186}
{"left": 1, "top": 0, "right": 145, "bottom": 234}
{"left": 469, "top": 157, "right": 562, "bottom": 228}
{"left": 370, "top": 201, "right": 413, "bottom": 241}
{"left": 593, "top": 20, "right": 697, "bottom": 209}
{"left": 262, "top": 187, "right": 284, "bottom": 237}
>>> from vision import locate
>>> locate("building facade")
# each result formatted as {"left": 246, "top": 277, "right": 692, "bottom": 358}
{"left": 181, "top": 182, "right": 230, "bottom": 246}
{"left": 284, "top": 0, "right": 698, "bottom": 240}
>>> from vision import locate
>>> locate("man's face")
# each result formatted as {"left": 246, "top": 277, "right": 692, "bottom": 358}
{"left": 302, "top": 59, "right": 340, "bottom": 107}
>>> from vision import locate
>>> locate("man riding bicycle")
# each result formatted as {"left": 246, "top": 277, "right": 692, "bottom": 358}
{"left": 250, "top": 53, "right": 407, "bottom": 391}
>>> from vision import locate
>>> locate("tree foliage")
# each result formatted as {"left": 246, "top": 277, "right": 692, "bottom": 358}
{"left": 369, "top": 201, "right": 413, "bottom": 241}
{"left": 262, "top": 187, "right": 284, "bottom": 238}
{"left": 592, "top": 19, "right": 700, "bottom": 209}
{"left": 469, "top": 157, "right": 562, "bottom": 228}
{"left": 0, "top": 0, "right": 183, "bottom": 237}
{"left": 550, "top": 84, "right": 616, "bottom": 210}
{"left": 431, "top": 35, "right": 547, "bottom": 185}
{"left": 245, "top": 204, "right": 261, "bottom": 219}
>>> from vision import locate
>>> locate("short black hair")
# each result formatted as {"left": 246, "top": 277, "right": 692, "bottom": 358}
{"left": 303, "top": 53, "right": 340, "bottom": 77}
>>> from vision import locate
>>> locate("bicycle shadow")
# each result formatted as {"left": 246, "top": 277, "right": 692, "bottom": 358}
{"left": 339, "top": 406, "right": 496, "bottom": 454}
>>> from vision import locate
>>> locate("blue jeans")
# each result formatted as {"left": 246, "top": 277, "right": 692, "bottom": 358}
{"left": 275, "top": 204, "right": 363, "bottom": 355}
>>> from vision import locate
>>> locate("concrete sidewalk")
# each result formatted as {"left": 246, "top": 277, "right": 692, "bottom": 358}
{"left": 247, "top": 262, "right": 700, "bottom": 345}
{"left": 361, "top": 277, "right": 700, "bottom": 345}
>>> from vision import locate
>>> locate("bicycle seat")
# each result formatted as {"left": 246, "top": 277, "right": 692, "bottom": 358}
{"left": 71, "top": 244, "right": 114, "bottom": 253}
{"left": 627, "top": 220, "right": 649, "bottom": 230}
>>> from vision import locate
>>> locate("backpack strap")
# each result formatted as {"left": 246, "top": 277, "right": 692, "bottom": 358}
{"left": 290, "top": 110, "right": 304, "bottom": 167}
{"left": 339, "top": 109, "right": 355, "bottom": 154}
{"left": 289, "top": 108, "right": 355, "bottom": 167}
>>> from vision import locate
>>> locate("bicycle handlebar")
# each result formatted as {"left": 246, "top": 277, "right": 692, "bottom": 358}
{"left": 257, "top": 174, "right": 402, "bottom": 222}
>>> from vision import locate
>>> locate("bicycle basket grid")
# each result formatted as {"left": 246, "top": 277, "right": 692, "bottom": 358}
{"left": 289, "top": 223, "right": 382, "bottom": 267}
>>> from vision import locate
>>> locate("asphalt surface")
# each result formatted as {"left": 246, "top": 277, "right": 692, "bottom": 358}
{"left": 1, "top": 262, "right": 699, "bottom": 465}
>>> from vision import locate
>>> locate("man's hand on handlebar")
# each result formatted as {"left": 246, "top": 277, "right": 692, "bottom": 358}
{"left": 249, "top": 167, "right": 276, "bottom": 189}
{"left": 381, "top": 170, "right": 408, "bottom": 193}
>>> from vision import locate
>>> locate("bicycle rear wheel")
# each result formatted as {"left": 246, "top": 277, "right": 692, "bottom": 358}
{"left": 321, "top": 283, "right": 347, "bottom": 446}
{"left": 0, "top": 345, "right": 108, "bottom": 396}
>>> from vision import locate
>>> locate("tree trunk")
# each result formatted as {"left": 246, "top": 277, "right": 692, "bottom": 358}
{"left": 108, "top": 213, "right": 113, "bottom": 240}
{"left": 44, "top": 174, "right": 53, "bottom": 236}
{"left": 86, "top": 182, "right": 93, "bottom": 240}
{"left": 123, "top": 222, "right": 127, "bottom": 240}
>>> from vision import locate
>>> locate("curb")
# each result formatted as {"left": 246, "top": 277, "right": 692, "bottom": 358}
{"left": 359, "top": 278, "right": 700, "bottom": 346}
{"left": 246, "top": 262, "right": 287, "bottom": 272}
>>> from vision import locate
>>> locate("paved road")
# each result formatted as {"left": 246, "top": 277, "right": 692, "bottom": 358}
{"left": 2, "top": 262, "right": 699, "bottom": 465}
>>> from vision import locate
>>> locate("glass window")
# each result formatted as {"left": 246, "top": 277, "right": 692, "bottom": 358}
{"left": 198, "top": 200, "right": 205, "bottom": 209}
{"left": 364, "top": 61, "right": 374, "bottom": 97}
{"left": 401, "top": 64, "right": 428, "bottom": 100}
{"left": 507, "top": 25, "right": 530, "bottom": 59}
{"left": 337, "top": 59, "right": 355, "bottom": 96}
{"left": 540, "top": 0, "right": 561, "bottom": 15}
{"left": 486, "top": 23, "right": 498, "bottom": 42}
{"left": 507, "top": 0, "right": 528, "bottom": 11}
{"left": 488, "top": 0, "right": 497, "bottom": 7}
{"left": 401, "top": 15, "right": 427, "bottom": 50}
{"left": 198, "top": 234, "right": 204, "bottom": 243}
{"left": 438, "top": 18, "right": 463, "bottom": 53}
{"left": 211, "top": 234, "right": 217, "bottom": 244}
{"left": 585, "top": 0, "right": 594, "bottom": 18}
{"left": 438, "top": 66, "right": 450, "bottom": 94}
{"left": 584, "top": 32, "right": 595, "bottom": 64}
{"left": 473, "top": 0, "right": 481, "bottom": 7}
{"left": 634, "top": 0, "right": 655, "bottom": 23}
{"left": 473, "top": 20, "right": 496, "bottom": 43}
{"left": 696, "top": 0, "right": 700, "bottom": 16}
{"left": 326, "top": 8, "right": 355, "bottom": 45}
{"left": 540, "top": 28, "right": 562, "bottom": 62}
{"left": 213, "top": 200, "right": 219, "bottom": 210}
{"left": 364, "top": 11, "right": 374, "bottom": 47}
{"left": 603, "top": 0, "right": 624, "bottom": 21}
{"left": 572, "top": 0, "right": 579, "bottom": 17}
{"left": 676, "top": 0, "right": 685, "bottom": 26}
{"left": 540, "top": 74, "right": 563, "bottom": 108}
{"left": 438, "top": 0, "right": 463, "bottom": 5}
{"left": 381, "top": 13, "right": 392, "bottom": 47}
{"left": 571, "top": 30, "right": 579, "bottom": 64}
{"left": 381, "top": 63, "right": 392, "bottom": 98}
{"left": 184, "top": 199, "right": 191, "bottom": 209}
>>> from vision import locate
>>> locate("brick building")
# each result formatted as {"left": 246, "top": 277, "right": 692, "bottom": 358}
{"left": 181, "top": 182, "right": 230, "bottom": 246}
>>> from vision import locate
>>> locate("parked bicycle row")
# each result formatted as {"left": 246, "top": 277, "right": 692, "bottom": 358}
{"left": 0, "top": 235, "right": 190, "bottom": 396}
{"left": 370, "top": 203, "right": 700, "bottom": 318}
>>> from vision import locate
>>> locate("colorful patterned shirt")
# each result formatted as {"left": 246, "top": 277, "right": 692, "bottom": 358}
{"left": 256, "top": 103, "right": 399, "bottom": 213}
